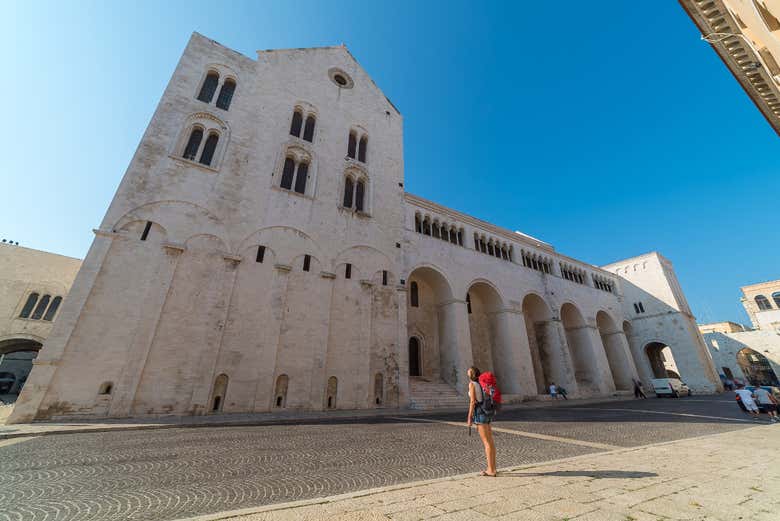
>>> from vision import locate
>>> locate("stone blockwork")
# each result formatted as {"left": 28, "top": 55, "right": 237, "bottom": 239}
{"left": 8, "top": 34, "right": 721, "bottom": 423}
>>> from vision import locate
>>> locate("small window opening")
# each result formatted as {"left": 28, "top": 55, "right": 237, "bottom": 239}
{"left": 355, "top": 179, "right": 365, "bottom": 212}
{"left": 466, "top": 293, "right": 472, "bottom": 314}
{"left": 256, "top": 245, "right": 266, "bottom": 263}
{"left": 347, "top": 132, "right": 357, "bottom": 158}
{"left": 382, "top": 270, "right": 388, "bottom": 286}
{"left": 20, "top": 293, "right": 39, "bottom": 319}
{"left": 212, "top": 396, "right": 221, "bottom": 411}
{"left": 303, "top": 254, "right": 311, "bottom": 272}
{"left": 345, "top": 263, "right": 352, "bottom": 279}
{"left": 358, "top": 136, "right": 367, "bottom": 163}
{"left": 334, "top": 74, "right": 348, "bottom": 86}
{"left": 303, "top": 115, "right": 316, "bottom": 142}
{"left": 410, "top": 281, "right": 419, "bottom": 307}
{"left": 98, "top": 382, "right": 113, "bottom": 395}
{"left": 276, "top": 396, "right": 283, "bottom": 407}
{"left": 140, "top": 221, "right": 152, "bottom": 241}
{"left": 290, "top": 110, "right": 303, "bottom": 137}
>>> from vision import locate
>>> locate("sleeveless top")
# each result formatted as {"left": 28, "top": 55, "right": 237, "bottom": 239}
{"left": 470, "top": 380, "right": 483, "bottom": 403}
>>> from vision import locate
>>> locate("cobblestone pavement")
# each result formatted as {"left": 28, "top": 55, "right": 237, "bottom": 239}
{"left": 0, "top": 395, "right": 760, "bottom": 521}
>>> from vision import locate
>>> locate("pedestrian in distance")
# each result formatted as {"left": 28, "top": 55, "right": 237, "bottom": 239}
{"left": 735, "top": 385, "right": 761, "bottom": 420}
{"left": 558, "top": 385, "right": 568, "bottom": 400}
{"left": 467, "top": 366, "right": 497, "bottom": 477}
{"left": 753, "top": 386, "right": 779, "bottom": 423}
{"left": 549, "top": 382, "right": 558, "bottom": 400}
{"left": 633, "top": 379, "right": 647, "bottom": 399}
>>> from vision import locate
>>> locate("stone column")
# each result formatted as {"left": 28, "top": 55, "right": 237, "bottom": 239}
{"left": 396, "top": 284, "right": 409, "bottom": 408}
{"left": 600, "top": 330, "right": 639, "bottom": 391}
{"left": 584, "top": 323, "right": 617, "bottom": 395}
{"left": 108, "top": 241, "right": 185, "bottom": 417}
{"left": 540, "top": 318, "right": 579, "bottom": 397}
{"left": 307, "top": 271, "right": 336, "bottom": 410}
{"left": 437, "top": 299, "right": 474, "bottom": 394}
{"left": 187, "top": 254, "right": 242, "bottom": 415}
{"left": 490, "top": 308, "right": 536, "bottom": 397}
{"left": 252, "top": 263, "right": 291, "bottom": 412}
{"left": 9, "top": 229, "right": 116, "bottom": 424}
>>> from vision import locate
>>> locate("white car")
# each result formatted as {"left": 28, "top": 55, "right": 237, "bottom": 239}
{"left": 651, "top": 378, "right": 691, "bottom": 398}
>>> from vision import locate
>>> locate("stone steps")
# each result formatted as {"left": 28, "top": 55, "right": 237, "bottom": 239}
{"left": 408, "top": 379, "right": 465, "bottom": 410}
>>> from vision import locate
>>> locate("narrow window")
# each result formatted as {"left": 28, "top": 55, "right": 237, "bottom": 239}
{"left": 199, "top": 133, "right": 219, "bottom": 166}
{"left": 294, "top": 162, "right": 309, "bottom": 194}
{"left": 343, "top": 177, "right": 354, "bottom": 207}
{"left": 458, "top": 230, "right": 463, "bottom": 246}
{"left": 345, "top": 263, "right": 352, "bottom": 279}
{"left": 303, "top": 254, "right": 311, "bottom": 272}
{"left": 274, "top": 374, "right": 289, "bottom": 408}
{"left": 474, "top": 233, "right": 479, "bottom": 249}
{"left": 374, "top": 373, "right": 383, "bottom": 406}
{"left": 480, "top": 240, "right": 487, "bottom": 254}
{"left": 382, "top": 270, "right": 388, "bottom": 286}
{"left": 197, "top": 72, "right": 219, "bottom": 103}
{"left": 43, "top": 296, "right": 62, "bottom": 321}
{"left": 355, "top": 179, "right": 365, "bottom": 212}
{"left": 466, "top": 293, "right": 472, "bottom": 314}
{"left": 256, "top": 245, "right": 266, "bottom": 263}
{"left": 216, "top": 79, "right": 236, "bottom": 110}
{"left": 638, "top": 302, "right": 645, "bottom": 313}
{"left": 633, "top": 303, "right": 640, "bottom": 313}
{"left": 410, "top": 281, "right": 419, "bottom": 307}
{"left": 183, "top": 128, "right": 203, "bottom": 160}
{"left": 441, "top": 227, "right": 449, "bottom": 242}
{"left": 358, "top": 136, "right": 367, "bottom": 162}
{"left": 140, "top": 221, "right": 152, "bottom": 241}
{"left": 347, "top": 132, "right": 357, "bottom": 158}
{"left": 19, "top": 292, "right": 39, "bottom": 318}
{"left": 422, "top": 218, "right": 430, "bottom": 236}
{"left": 31, "top": 294, "right": 51, "bottom": 320}
{"left": 487, "top": 242, "right": 494, "bottom": 256}
{"left": 432, "top": 223, "right": 440, "bottom": 238}
{"left": 755, "top": 295, "right": 772, "bottom": 310}
{"left": 326, "top": 376, "right": 338, "bottom": 409}
{"left": 415, "top": 214, "right": 422, "bottom": 233}
{"left": 290, "top": 110, "right": 303, "bottom": 137}
{"left": 450, "top": 228, "right": 457, "bottom": 244}
{"left": 303, "top": 115, "right": 315, "bottom": 142}
{"left": 281, "top": 157, "right": 295, "bottom": 189}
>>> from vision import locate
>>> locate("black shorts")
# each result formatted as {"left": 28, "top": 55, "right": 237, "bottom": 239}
{"left": 758, "top": 403, "right": 777, "bottom": 413}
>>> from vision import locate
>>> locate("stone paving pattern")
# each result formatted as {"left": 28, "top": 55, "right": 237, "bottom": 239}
{"left": 0, "top": 396, "right": 762, "bottom": 521}
{"left": 229, "top": 424, "right": 780, "bottom": 521}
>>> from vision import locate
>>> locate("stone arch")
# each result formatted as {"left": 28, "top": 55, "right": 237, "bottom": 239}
{"left": 118, "top": 219, "right": 168, "bottom": 243}
{"left": 465, "top": 281, "right": 503, "bottom": 373}
{"left": 274, "top": 374, "right": 289, "bottom": 408}
{"left": 237, "top": 226, "right": 326, "bottom": 268}
{"left": 0, "top": 337, "right": 42, "bottom": 397}
{"left": 736, "top": 348, "right": 779, "bottom": 386}
{"left": 596, "top": 311, "right": 634, "bottom": 390}
{"left": 406, "top": 265, "right": 458, "bottom": 386}
{"left": 522, "top": 293, "right": 554, "bottom": 394}
{"left": 561, "top": 303, "right": 602, "bottom": 395}
{"left": 644, "top": 341, "right": 682, "bottom": 380}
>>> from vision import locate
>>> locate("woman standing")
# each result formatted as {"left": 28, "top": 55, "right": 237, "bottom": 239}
{"left": 467, "top": 366, "right": 497, "bottom": 477}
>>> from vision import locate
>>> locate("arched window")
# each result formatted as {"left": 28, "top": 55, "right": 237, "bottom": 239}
{"left": 43, "top": 296, "right": 62, "bottom": 321}
{"left": 441, "top": 226, "right": 449, "bottom": 242}
{"left": 358, "top": 136, "right": 368, "bottom": 162}
{"left": 773, "top": 292, "right": 780, "bottom": 309}
{"left": 303, "top": 115, "right": 316, "bottom": 142}
{"left": 216, "top": 79, "right": 236, "bottom": 110}
{"left": 280, "top": 157, "right": 296, "bottom": 190}
{"left": 183, "top": 128, "right": 203, "bottom": 160}
{"left": 347, "top": 132, "right": 357, "bottom": 158}
{"left": 199, "top": 133, "right": 219, "bottom": 166}
{"left": 422, "top": 217, "right": 431, "bottom": 236}
{"left": 274, "top": 374, "right": 289, "bottom": 408}
{"left": 343, "top": 176, "right": 354, "bottom": 207}
{"left": 355, "top": 179, "right": 365, "bottom": 211}
{"left": 197, "top": 72, "right": 219, "bottom": 103}
{"left": 410, "top": 281, "right": 419, "bottom": 307}
{"left": 19, "top": 293, "right": 39, "bottom": 318}
{"left": 290, "top": 110, "right": 303, "bottom": 137}
{"left": 432, "top": 222, "right": 440, "bottom": 238}
{"left": 450, "top": 227, "right": 458, "bottom": 244}
{"left": 415, "top": 214, "right": 422, "bottom": 233}
{"left": 31, "top": 294, "right": 51, "bottom": 320}
{"left": 326, "top": 376, "right": 338, "bottom": 409}
{"left": 294, "top": 162, "right": 309, "bottom": 194}
{"left": 756, "top": 295, "right": 772, "bottom": 310}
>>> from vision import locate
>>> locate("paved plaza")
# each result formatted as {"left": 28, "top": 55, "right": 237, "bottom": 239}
{"left": 0, "top": 395, "right": 773, "bottom": 521}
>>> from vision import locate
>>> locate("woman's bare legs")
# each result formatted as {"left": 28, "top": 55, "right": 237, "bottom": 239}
{"left": 477, "top": 424, "right": 497, "bottom": 475}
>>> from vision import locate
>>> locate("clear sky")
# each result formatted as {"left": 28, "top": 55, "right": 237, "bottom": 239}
{"left": 4, "top": 1, "right": 778, "bottom": 325}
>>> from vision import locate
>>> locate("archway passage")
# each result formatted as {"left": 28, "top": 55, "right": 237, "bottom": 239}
{"left": 737, "top": 348, "right": 779, "bottom": 386}
{"left": 0, "top": 338, "right": 42, "bottom": 402}
{"left": 408, "top": 337, "right": 421, "bottom": 377}
{"left": 522, "top": 293, "right": 553, "bottom": 394}
{"left": 406, "top": 267, "right": 455, "bottom": 385}
{"left": 561, "top": 303, "right": 601, "bottom": 394}
{"left": 645, "top": 342, "right": 681, "bottom": 379}
{"left": 596, "top": 311, "right": 634, "bottom": 391}
{"left": 466, "top": 282, "right": 503, "bottom": 374}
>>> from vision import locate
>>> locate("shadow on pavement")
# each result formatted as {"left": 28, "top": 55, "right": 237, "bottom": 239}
{"left": 502, "top": 470, "right": 658, "bottom": 479}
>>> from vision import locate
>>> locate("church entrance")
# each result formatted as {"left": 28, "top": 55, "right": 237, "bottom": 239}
{"left": 408, "top": 337, "right": 421, "bottom": 377}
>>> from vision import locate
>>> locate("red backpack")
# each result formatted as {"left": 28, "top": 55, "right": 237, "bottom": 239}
{"left": 478, "top": 371, "right": 502, "bottom": 416}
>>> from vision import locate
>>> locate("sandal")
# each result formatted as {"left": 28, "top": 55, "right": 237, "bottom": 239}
{"left": 479, "top": 471, "right": 497, "bottom": 477}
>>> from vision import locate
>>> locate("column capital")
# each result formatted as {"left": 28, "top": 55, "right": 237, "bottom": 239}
{"left": 93, "top": 228, "right": 116, "bottom": 238}
{"left": 320, "top": 271, "right": 336, "bottom": 279}
{"left": 162, "top": 241, "right": 185, "bottom": 252}
{"left": 438, "top": 298, "right": 466, "bottom": 307}
{"left": 274, "top": 263, "right": 292, "bottom": 272}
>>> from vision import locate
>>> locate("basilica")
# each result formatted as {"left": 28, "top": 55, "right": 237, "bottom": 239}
{"left": 9, "top": 33, "right": 721, "bottom": 423}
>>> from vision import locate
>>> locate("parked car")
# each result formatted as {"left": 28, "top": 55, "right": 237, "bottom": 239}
{"left": 651, "top": 378, "right": 691, "bottom": 398}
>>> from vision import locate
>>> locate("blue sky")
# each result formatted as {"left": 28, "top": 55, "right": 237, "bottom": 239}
{"left": 4, "top": 1, "right": 778, "bottom": 325}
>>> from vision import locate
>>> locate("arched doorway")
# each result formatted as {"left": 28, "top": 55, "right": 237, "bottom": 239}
{"left": 737, "top": 348, "right": 779, "bottom": 386}
{"left": 0, "top": 338, "right": 43, "bottom": 402}
{"left": 522, "top": 293, "right": 553, "bottom": 394}
{"left": 406, "top": 266, "right": 456, "bottom": 386}
{"left": 645, "top": 342, "right": 681, "bottom": 379}
{"left": 560, "top": 303, "right": 602, "bottom": 394}
{"left": 408, "top": 337, "right": 421, "bottom": 377}
{"left": 465, "top": 282, "right": 502, "bottom": 373}
{"left": 596, "top": 311, "right": 634, "bottom": 391}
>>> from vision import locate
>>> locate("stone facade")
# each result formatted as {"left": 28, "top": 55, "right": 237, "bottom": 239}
{"left": 0, "top": 243, "right": 81, "bottom": 400}
{"left": 740, "top": 278, "right": 780, "bottom": 331}
{"left": 8, "top": 34, "right": 722, "bottom": 423}
{"left": 680, "top": 0, "right": 780, "bottom": 135}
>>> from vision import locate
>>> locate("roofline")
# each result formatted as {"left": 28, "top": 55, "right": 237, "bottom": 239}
{"left": 0, "top": 243, "right": 82, "bottom": 263}
{"left": 602, "top": 251, "right": 663, "bottom": 268}
{"left": 678, "top": 1, "right": 780, "bottom": 136}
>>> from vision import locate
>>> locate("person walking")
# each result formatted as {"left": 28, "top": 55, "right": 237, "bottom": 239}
{"left": 558, "top": 385, "right": 568, "bottom": 400}
{"left": 549, "top": 382, "right": 558, "bottom": 400}
{"left": 467, "top": 366, "right": 496, "bottom": 477}
{"left": 633, "top": 379, "right": 647, "bottom": 399}
{"left": 753, "top": 386, "right": 779, "bottom": 423}
{"left": 735, "top": 385, "right": 761, "bottom": 420}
